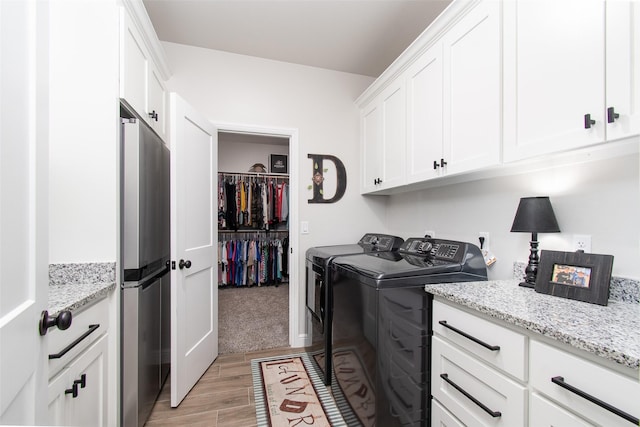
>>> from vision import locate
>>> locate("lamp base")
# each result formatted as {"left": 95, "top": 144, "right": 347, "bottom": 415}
{"left": 518, "top": 280, "right": 535, "bottom": 288}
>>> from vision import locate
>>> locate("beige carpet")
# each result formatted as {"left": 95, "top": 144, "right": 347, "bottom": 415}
{"left": 218, "top": 284, "right": 289, "bottom": 354}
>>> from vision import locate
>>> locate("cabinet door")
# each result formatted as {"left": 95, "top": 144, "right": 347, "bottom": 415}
{"left": 431, "top": 336, "right": 527, "bottom": 427}
{"left": 148, "top": 62, "right": 168, "bottom": 141}
{"left": 530, "top": 392, "right": 595, "bottom": 427}
{"left": 606, "top": 1, "right": 640, "bottom": 140}
{"left": 67, "top": 334, "right": 108, "bottom": 427}
{"left": 120, "top": 8, "right": 148, "bottom": 122}
{"left": 48, "top": 334, "right": 108, "bottom": 427}
{"left": 443, "top": 0, "right": 501, "bottom": 174}
{"left": 503, "top": 0, "right": 606, "bottom": 161}
{"left": 379, "top": 81, "right": 407, "bottom": 189}
{"left": 406, "top": 42, "right": 444, "bottom": 183}
{"left": 361, "top": 100, "right": 383, "bottom": 193}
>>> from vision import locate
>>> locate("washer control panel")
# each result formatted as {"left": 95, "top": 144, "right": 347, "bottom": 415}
{"left": 358, "top": 234, "right": 404, "bottom": 251}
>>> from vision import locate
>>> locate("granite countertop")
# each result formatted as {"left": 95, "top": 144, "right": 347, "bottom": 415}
{"left": 48, "top": 263, "right": 117, "bottom": 316}
{"left": 425, "top": 279, "right": 640, "bottom": 370}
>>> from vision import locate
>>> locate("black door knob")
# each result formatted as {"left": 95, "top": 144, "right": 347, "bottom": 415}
{"left": 39, "top": 310, "right": 72, "bottom": 336}
{"left": 179, "top": 259, "right": 192, "bottom": 269}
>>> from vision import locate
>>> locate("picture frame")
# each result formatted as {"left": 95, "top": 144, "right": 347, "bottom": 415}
{"left": 535, "top": 250, "right": 614, "bottom": 306}
{"left": 270, "top": 154, "right": 288, "bottom": 174}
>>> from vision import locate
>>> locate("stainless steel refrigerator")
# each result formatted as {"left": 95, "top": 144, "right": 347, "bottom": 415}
{"left": 120, "top": 109, "right": 170, "bottom": 427}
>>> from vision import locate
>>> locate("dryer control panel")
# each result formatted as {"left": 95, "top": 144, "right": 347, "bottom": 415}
{"left": 400, "top": 237, "right": 464, "bottom": 264}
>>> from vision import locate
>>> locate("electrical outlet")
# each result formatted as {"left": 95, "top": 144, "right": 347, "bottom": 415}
{"left": 479, "top": 232, "right": 490, "bottom": 249}
{"left": 573, "top": 234, "right": 591, "bottom": 252}
{"left": 424, "top": 230, "right": 435, "bottom": 238}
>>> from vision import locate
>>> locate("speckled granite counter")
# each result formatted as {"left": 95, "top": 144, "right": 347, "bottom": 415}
{"left": 425, "top": 280, "right": 640, "bottom": 370}
{"left": 48, "top": 263, "right": 116, "bottom": 316}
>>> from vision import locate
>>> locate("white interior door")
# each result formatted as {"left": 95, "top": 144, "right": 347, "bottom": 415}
{"left": 169, "top": 93, "right": 218, "bottom": 407}
{"left": 0, "top": 0, "right": 49, "bottom": 423}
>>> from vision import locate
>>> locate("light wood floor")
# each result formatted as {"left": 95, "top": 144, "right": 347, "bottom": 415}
{"left": 145, "top": 346, "right": 305, "bottom": 426}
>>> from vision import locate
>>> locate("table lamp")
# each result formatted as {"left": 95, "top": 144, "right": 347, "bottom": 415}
{"left": 511, "top": 196, "right": 561, "bottom": 288}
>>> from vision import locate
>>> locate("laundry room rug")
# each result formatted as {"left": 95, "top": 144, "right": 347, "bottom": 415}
{"left": 251, "top": 353, "right": 346, "bottom": 427}
{"left": 314, "top": 348, "right": 376, "bottom": 427}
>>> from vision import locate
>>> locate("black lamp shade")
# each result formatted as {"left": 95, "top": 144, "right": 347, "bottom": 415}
{"left": 511, "top": 197, "right": 560, "bottom": 233}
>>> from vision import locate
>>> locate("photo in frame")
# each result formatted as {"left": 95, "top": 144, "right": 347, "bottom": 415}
{"left": 535, "top": 250, "right": 614, "bottom": 306}
{"left": 270, "top": 154, "right": 288, "bottom": 174}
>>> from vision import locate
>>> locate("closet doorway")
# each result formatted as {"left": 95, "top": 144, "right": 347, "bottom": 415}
{"left": 216, "top": 124, "right": 301, "bottom": 354}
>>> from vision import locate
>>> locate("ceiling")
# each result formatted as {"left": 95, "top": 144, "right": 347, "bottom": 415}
{"left": 142, "top": 0, "right": 452, "bottom": 77}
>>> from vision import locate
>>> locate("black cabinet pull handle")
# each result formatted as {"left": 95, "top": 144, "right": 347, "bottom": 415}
{"left": 440, "top": 158, "right": 447, "bottom": 168}
{"left": 607, "top": 107, "right": 620, "bottom": 123}
{"left": 39, "top": 310, "right": 72, "bottom": 336}
{"left": 439, "top": 320, "right": 500, "bottom": 351}
{"left": 440, "top": 373, "right": 502, "bottom": 418}
{"left": 433, "top": 160, "right": 440, "bottom": 170}
{"left": 49, "top": 324, "right": 100, "bottom": 360}
{"left": 584, "top": 113, "right": 596, "bottom": 129}
{"left": 148, "top": 110, "right": 158, "bottom": 121}
{"left": 74, "top": 374, "right": 87, "bottom": 389}
{"left": 551, "top": 376, "right": 638, "bottom": 424}
{"left": 65, "top": 382, "right": 79, "bottom": 398}
{"left": 179, "top": 259, "right": 192, "bottom": 269}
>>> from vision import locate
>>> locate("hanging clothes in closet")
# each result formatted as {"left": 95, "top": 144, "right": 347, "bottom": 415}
{"left": 217, "top": 173, "right": 289, "bottom": 232}
{"left": 217, "top": 233, "right": 289, "bottom": 288}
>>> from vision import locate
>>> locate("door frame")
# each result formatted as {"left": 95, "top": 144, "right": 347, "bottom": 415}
{"left": 214, "top": 122, "right": 303, "bottom": 348}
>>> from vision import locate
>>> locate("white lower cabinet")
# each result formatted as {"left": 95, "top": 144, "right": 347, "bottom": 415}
{"left": 431, "top": 299, "right": 640, "bottom": 427}
{"left": 530, "top": 392, "right": 595, "bottom": 427}
{"left": 529, "top": 340, "right": 640, "bottom": 427}
{"left": 431, "top": 336, "right": 526, "bottom": 426}
{"left": 47, "top": 298, "right": 110, "bottom": 426}
{"left": 432, "top": 399, "right": 465, "bottom": 427}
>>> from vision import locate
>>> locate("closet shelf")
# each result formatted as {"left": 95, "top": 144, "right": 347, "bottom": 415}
{"left": 218, "top": 171, "right": 289, "bottom": 178}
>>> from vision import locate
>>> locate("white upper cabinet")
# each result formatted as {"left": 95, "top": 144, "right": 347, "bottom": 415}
{"left": 442, "top": 0, "right": 501, "bottom": 175}
{"left": 503, "top": 0, "right": 639, "bottom": 162}
{"left": 606, "top": 1, "right": 640, "bottom": 141}
{"left": 120, "top": 4, "right": 168, "bottom": 142}
{"left": 361, "top": 100, "right": 383, "bottom": 193}
{"left": 406, "top": 1, "right": 500, "bottom": 185}
{"left": 360, "top": 80, "right": 407, "bottom": 193}
{"left": 406, "top": 42, "right": 444, "bottom": 183}
{"left": 361, "top": 1, "right": 500, "bottom": 193}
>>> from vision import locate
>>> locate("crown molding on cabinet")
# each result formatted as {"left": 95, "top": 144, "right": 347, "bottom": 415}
{"left": 355, "top": 0, "right": 479, "bottom": 108}
{"left": 120, "top": 0, "right": 172, "bottom": 81}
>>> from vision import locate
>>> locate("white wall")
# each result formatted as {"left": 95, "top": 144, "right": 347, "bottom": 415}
{"left": 385, "top": 147, "right": 640, "bottom": 281}
{"left": 161, "top": 42, "right": 387, "bottom": 338}
{"left": 219, "top": 139, "right": 288, "bottom": 173}
{"left": 162, "top": 42, "right": 387, "bottom": 242}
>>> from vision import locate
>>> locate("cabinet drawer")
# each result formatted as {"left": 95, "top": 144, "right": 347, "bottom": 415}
{"left": 530, "top": 392, "right": 594, "bottom": 427}
{"left": 48, "top": 297, "right": 109, "bottom": 378}
{"left": 433, "top": 300, "right": 527, "bottom": 381}
{"left": 431, "top": 336, "right": 526, "bottom": 427}
{"left": 530, "top": 340, "right": 640, "bottom": 427}
{"left": 432, "top": 399, "right": 465, "bottom": 427}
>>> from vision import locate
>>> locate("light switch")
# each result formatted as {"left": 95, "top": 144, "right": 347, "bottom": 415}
{"left": 301, "top": 221, "right": 309, "bottom": 234}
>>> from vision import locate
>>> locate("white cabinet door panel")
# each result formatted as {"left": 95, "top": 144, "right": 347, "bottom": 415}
{"left": 503, "top": 0, "right": 606, "bottom": 161}
{"left": 361, "top": 101, "right": 382, "bottom": 193}
{"left": 406, "top": 43, "right": 444, "bottom": 183}
{"left": 380, "top": 82, "right": 407, "bottom": 189}
{"left": 443, "top": 0, "right": 501, "bottom": 174}
{"left": 606, "top": 1, "right": 640, "bottom": 140}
